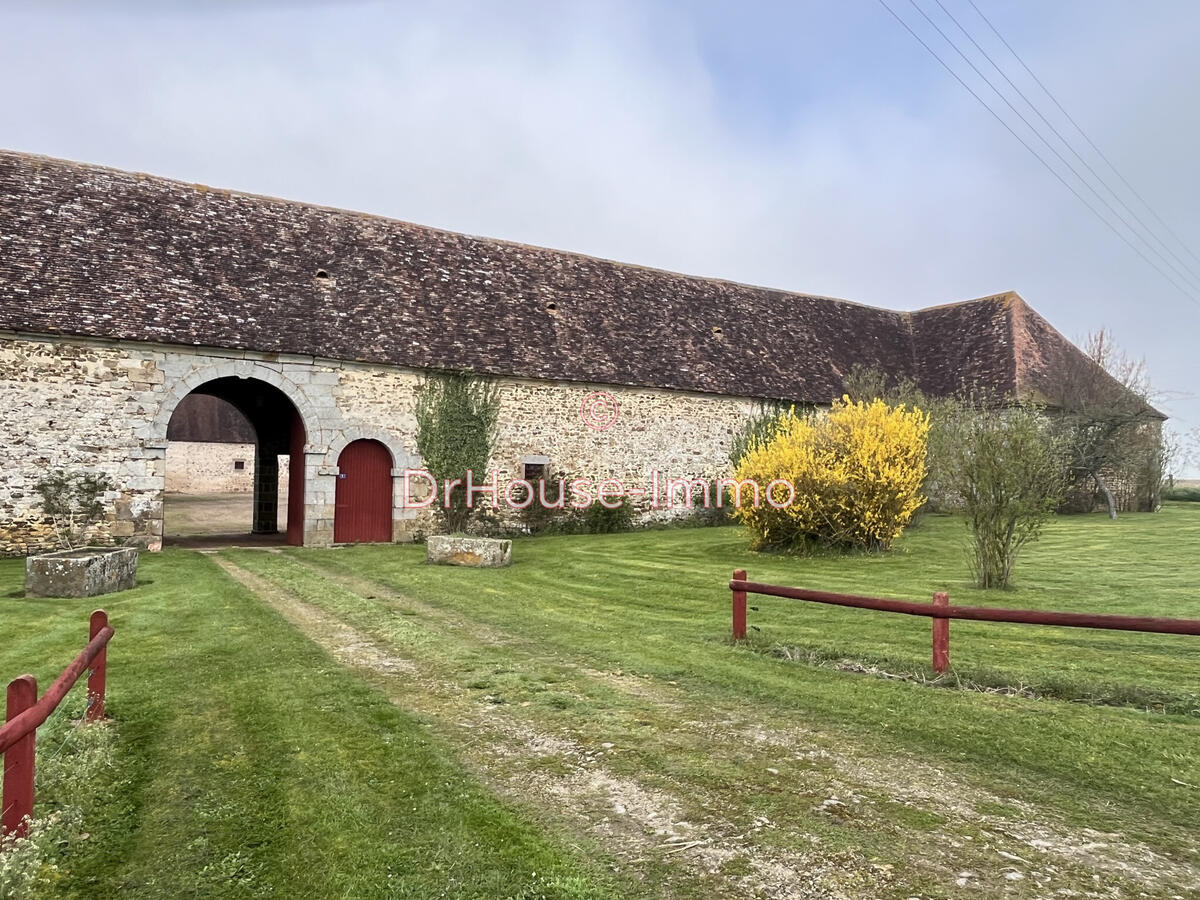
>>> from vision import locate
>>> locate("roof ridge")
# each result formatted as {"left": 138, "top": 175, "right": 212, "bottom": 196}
{"left": 1, "top": 147, "right": 1074, "bottom": 408}
{"left": 910, "top": 291, "right": 1018, "bottom": 314}
{"left": 1, "top": 147, "right": 912, "bottom": 315}
{"left": 1005, "top": 290, "right": 1026, "bottom": 396}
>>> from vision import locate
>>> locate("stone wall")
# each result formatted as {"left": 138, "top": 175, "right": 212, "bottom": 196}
{"left": 333, "top": 367, "right": 757, "bottom": 522}
{"left": 0, "top": 331, "right": 762, "bottom": 556}
{"left": 0, "top": 337, "right": 164, "bottom": 556}
{"left": 164, "top": 441, "right": 292, "bottom": 494}
{"left": 166, "top": 441, "right": 254, "bottom": 493}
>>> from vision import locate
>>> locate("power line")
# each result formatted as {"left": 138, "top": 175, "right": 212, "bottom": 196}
{"left": 964, "top": 0, "right": 1200, "bottom": 272}
{"left": 874, "top": 0, "right": 1200, "bottom": 308}
{"left": 936, "top": 0, "right": 1200, "bottom": 288}
{"left": 905, "top": 0, "right": 1200, "bottom": 296}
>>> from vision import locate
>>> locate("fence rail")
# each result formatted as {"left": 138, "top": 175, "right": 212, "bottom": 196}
{"left": 729, "top": 570, "right": 1200, "bottom": 673}
{"left": 1, "top": 610, "right": 113, "bottom": 840}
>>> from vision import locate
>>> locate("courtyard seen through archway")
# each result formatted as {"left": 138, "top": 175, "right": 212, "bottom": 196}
{"left": 163, "top": 376, "right": 306, "bottom": 547}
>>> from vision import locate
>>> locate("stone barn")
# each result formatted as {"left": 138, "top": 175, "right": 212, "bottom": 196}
{"left": 0, "top": 150, "right": 1115, "bottom": 556}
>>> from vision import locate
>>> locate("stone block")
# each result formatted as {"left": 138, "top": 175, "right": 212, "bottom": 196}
{"left": 391, "top": 520, "right": 418, "bottom": 543}
{"left": 127, "top": 368, "right": 164, "bottom": 385}
{"left": 25, "top": 547, "right": 139, "bottom": 598}
{"left": 426, "top": 535, "right": 511, "bottom": 568}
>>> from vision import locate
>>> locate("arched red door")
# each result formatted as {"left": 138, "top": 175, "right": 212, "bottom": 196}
{"left": 334, "top": 440, "right": 393, "bottom": 543}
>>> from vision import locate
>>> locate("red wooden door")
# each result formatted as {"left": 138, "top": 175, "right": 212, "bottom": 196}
{"left": 334, "top": 440, "right": 393, "bottom": 543}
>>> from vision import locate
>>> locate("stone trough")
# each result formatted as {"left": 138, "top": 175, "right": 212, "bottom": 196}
{"left": 25, "top": 547, "right": 140, "bottom": 598}
{"left": 426, "top": 535, "right": 512, "bottom": 568}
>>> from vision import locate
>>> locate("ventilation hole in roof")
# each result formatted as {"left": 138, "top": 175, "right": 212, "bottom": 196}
{"left": 315, "top": 269, "right": 331, "bottom": 280}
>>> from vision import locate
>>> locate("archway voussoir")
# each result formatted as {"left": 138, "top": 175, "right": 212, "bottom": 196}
{"left": 326, "top": 428, "right": 407, "bottom": 469}
{"left": 251, "top": 364, "right": 283, "bottom": 385}
{"left": 179, "top": 371, "right": 205, "bottom": 391}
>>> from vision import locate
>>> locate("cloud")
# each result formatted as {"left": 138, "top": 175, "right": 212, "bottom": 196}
{"left": 3, "top": 0, "right": 1198, "bottom": 467}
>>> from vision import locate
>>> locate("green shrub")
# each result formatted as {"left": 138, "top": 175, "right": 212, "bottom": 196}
{"left": 1163, "top": 486, "right": 1200, "bottom": 502}
{"left": 945, "top": 403, "right": 1068, "bottom": 589}
{"left": 0, "top": 694, "right": 118, "bottom": 899}
{"left": 649, "top": 479, "right": 734, "bottom": 529}
{"left": 511, "top": 477, "right": 570, "bottom": 534}
{"left": 33, "top": 469, "right": 114, "bottom": 549}
{"left": 1056, "top": 481, "right": 1100, "bottom": 514}
{"left": 575, "top": 498, "right": 635, "bottom": 534}
{"left": 689, "top": 479, "right": 733, "bottom": 527}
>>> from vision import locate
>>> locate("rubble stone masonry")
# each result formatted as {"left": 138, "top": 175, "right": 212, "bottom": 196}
{"left": 166, "top": 442, "right": 258, "bottom": 493}
{"left": 0, "top": 332, "right": 759, "bottom": 556}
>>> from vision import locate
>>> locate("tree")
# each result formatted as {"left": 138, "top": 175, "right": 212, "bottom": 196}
{"left": 414, "top": 370, "right": 500, "bottom": 534}
{"left": 33, "top": 470, "right": 115, "bottom": 549}
{"left": 1052, "top": 330, "right": 1165, "bottom": 518}
{"left": 945, "top": 403, "right": 1066, "bottom": 589}
{"left": 1172, "top": 426, "right": 1200, "bottom": 487}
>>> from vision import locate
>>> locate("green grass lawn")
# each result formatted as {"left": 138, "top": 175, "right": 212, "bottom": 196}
{"left": 0, "top": 554, "right": 620, "bottom": 899}
{"left": 2, "top": 505, "right": 1198, "bottom": 898}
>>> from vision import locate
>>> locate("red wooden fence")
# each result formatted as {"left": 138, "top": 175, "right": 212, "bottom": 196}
{"left": 729, "top": 570, "right": 1200, "bottom": 673}
{"left": 1, "top": 610, "right": 113, "bottom": 840}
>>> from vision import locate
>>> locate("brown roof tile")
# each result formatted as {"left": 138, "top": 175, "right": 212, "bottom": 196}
{"left": 0, "top": 150, "right": 1117, "bottom": 409}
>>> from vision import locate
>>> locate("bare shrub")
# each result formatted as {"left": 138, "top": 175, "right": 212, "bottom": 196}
{"left": 945, "top": 403, "right": 1067, "bottom": 589}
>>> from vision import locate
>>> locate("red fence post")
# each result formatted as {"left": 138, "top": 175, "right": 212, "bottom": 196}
{"left": 87, "top": 610, "right": 108, "bottom": 723}
{"left": 732, "top": 569, "right": 748, "bottom": 640}
{"left": 2, "top": 675, "right": 38, "bottom": 839}
{"left": 932, "top": 592, "right": 950, "bottom": 674}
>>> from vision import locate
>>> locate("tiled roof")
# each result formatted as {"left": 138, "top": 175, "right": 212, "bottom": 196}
{"left": 0, "top": 150, "right": 1116, "bottom": 408}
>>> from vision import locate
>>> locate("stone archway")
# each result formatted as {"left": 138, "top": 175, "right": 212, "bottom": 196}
{"left": 146, "top": 361, "right": 323, "bottom": 449}
{"left": 324, "top": 427, "right": 412, "bottom": 470}
{"left": 155, "top": 366, "right": 321, "bottom": 546}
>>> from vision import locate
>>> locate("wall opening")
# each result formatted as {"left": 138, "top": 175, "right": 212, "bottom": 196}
{"left": 164, "top": 377, "right": 306, "bottom": 546}
{"left": 333, "top": 439, "right": 392, "bottom": 543}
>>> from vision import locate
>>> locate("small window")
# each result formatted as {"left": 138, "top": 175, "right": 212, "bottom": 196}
{"left": 233, "top": 459, "right": 246, "bottom": 471}
{"left": 522, "top": 454, "right": 550, "bottom": 482}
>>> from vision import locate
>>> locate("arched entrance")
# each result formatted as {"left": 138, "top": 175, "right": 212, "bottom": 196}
{"left": 334, "top": 439, "right": 393, "bottom": 543}
{"left": 165, "top": 377, "right": 306, "bottom": 545}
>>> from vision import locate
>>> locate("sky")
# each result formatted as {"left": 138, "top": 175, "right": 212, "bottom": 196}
{"left": 4, "top": 0, "right": 1199, "bottom": 471}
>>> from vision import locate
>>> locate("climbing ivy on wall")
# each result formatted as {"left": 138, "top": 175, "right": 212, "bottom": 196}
{"left": 414, "top": 370, "right": 500, "bottom": 534}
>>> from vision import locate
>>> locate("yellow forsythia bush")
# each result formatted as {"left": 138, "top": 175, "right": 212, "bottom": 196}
{"left": 732, "top": 397, "right": 929, "bottom": 551}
